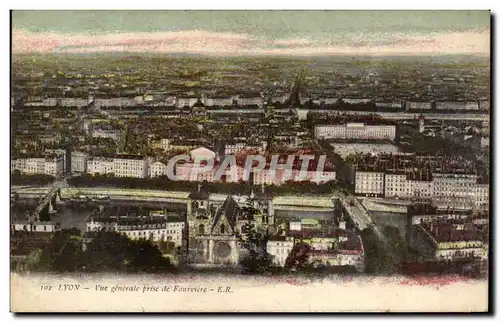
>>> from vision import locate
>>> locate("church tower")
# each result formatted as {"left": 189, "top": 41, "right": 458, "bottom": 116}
{"left": 186, "top": 184, "right": 211, "bottom": 263}
{"left": 287, "top": 70, "right": 306, "bottom": 109}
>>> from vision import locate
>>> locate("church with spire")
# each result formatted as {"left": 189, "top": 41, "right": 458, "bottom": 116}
{"left": 184, "top": 184, "right": 274, "bottom": 267}
{"left": 287, "top": 70, "right": 306, "bottom": 109}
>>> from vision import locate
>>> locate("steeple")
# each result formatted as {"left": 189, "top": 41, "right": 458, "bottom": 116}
{"left": 288, "top": 70, "right": 306, "bottom": 108}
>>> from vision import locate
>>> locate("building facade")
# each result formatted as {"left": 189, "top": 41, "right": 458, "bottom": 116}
{"left": 11, "top": 155, "right": 65, "bottom": 177}
{"left": 71, "top": 151, "right": 88, "bottom": 173}
{"left": 87, "top": 157, "right": 115, "bottom": 176}
{"left": 355, "top": 171, "right": 385, "bottom": 196}
{"left": 358, "top": 170, "right": 489, "bottom": 207}
{"left": 113, "top": 155, "right": 149, "bottom": 178}
{"left": 149, "top": 161, "right": 168, "bottom": 178}
{"left": 266, "top": 236, "right": 294, "bottom": 267}
{"left": 314, "top": 123, "right": 396, "bottom": 141}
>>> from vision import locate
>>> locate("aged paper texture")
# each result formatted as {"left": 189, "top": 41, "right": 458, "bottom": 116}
{"left": 10, "top": 10, "right": 490, "bottom": 312}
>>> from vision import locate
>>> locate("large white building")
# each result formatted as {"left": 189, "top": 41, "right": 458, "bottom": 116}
{"left": 86, "top": 216, "right": 184, "bottom": 245}
{"left": 355, "top": 171, "right": 385, "bottom": 196}
{"left": 71, "top": 151, "right": 88, "bottom": 173}
{"left": 266, "top": 236, "right": 294, "bottom": 267}
{"left": 45, "top": 148, "right": 67, "bottom": 174}
{"left": 166, "top": 222, "right": 185, "bottom": 247}
{"left": 432, "top": 173, "right": 477, "bottom": 199}
{"left": 315, "top": 123, "right": 396, "bottom": 141}
{"left": 358, "top": 170, "right": 489, "bottom": 207}
{"left": 11, "top": 221, "right": 57, "bottom": 233}
{"left": 412, "top": 220, "right": 488, "bottom": 261}
{"left": 85, "top": 155, "right": 149, "bottom": 178}
{"left": 252, "top": 168, "right": 336, "bottom": 186}
{"left": 11, "top": 155, "right": 65, "bottom": 177}
{"left": 87, "top": 157, "right": 115, "bottom": 176}
{"left": 149, "top": 161, "right": 168, "bottom": 178}
{"left": 113, "top": 155, "right": 149, "bottom": 179}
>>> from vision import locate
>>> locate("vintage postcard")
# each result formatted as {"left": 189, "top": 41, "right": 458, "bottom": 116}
{"left": 10, "top": 10, "right": 490, "bottom": 312}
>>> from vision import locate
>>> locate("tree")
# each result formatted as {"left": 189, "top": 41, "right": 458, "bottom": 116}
{"left": 284, "top": 242, "right": 312, "bottom": 270}
{"left": 35, "top": 229, "right": 84, "bottom": 272}
{"left": 238, "top": 204, "right": 272, "bottom": 274}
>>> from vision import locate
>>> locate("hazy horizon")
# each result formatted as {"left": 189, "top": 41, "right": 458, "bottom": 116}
{"left": 12, "top": 10, "right": 491, "bottom": 57}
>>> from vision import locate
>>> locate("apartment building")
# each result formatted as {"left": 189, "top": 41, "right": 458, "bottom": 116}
{"left": 411, "top": 220, "right": 488, "bottom": 261}
{"left": 71, "top": 151, "right": 88, "bottom": 173}
{"left": 433, "top": 173, "right": 478, "bottom": 199}
{"left": 86, "top": 157, "right": 115, "bottom": 176}
{"left": 86, "top": 216, "right": 177, "bottom": 243}
{"left": 11, "top": 155, "right": 65, "bottom": 177}
{"left": 266, "top": 236, "right": 294, "bottom": 267}
{"left": 354, "top": 171, "right": 385, "bottom": 196}
{"left": 113, "top": 155, "right": 149, "bottom": 178}
{"left": 149, "top": 161, "right": 168, "bottom": 178}
{"left": 45, "top": 148, "right": 67, "bottom": 173}
{"left": 252, "top": 168, "right": 336, "bottom": 186}
{"left": 360, "top": 170, "right": 489, "bottom": 206}
{"left": 286, "top": 228, "right": 365, "bottom": 272}
{"left": 166, "top": 221, "right": 185, "bottom": 247}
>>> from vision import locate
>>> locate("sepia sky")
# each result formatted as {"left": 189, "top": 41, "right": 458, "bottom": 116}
{"left": 12, "top": 10, "right": 491, "bottom": 56}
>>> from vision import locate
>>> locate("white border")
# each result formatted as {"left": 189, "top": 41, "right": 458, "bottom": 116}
{"left": 2, "top": 2, "right": 498, "bottom": 321}
{"left": 4, "top": 1, "right": 497, "bottom": 10}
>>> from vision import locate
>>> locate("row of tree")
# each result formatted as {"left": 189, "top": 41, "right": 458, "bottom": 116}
{"left": 67, "top": 174, "right": 339, "bottom": 195}
{"left": 21, "top": 229, "right": 175, "bottom": 273}
{"left": 11, "top": 171, "right": 55, "bottom": 186}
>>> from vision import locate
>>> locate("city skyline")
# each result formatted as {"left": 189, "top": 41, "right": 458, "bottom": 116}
{"left": 12, "top": 10, "right": 491, "bottom": 56}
